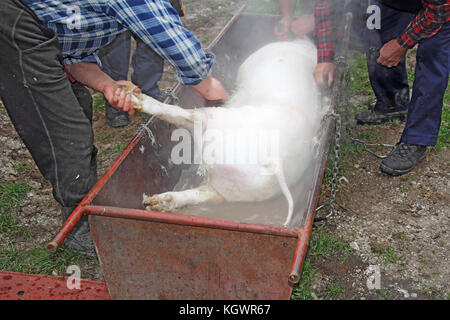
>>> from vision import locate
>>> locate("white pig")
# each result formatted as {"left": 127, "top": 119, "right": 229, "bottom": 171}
{"left": 131, "top": 39, "right": 323, "bottom": 227}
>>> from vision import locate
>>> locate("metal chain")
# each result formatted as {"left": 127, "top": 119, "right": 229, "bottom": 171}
{"left": 161, "top": 88, "right": 180, "bottom": 105}
{"left": 350, "top": 137, "right": 395, "bottom": 159}
{"left": 314, "top": 112, "right": 341, "bottom": 222}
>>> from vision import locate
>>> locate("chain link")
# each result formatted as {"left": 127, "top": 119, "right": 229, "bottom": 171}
{"left": 315, "top": 111, "right": 341, "bottom": 222}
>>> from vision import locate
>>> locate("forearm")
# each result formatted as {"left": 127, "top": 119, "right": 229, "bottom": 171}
{"left": 278, "top": 0, "right": 297, "bottom": 19}
{"left": 398, "top": 0, "right": 449, "bottom": 48}
{"left": 65, "top": 62, "right": 114, "bottom": 93}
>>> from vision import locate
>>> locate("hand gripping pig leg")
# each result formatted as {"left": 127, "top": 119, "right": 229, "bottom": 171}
{"left": 120, "top": 86, "right": 205, "bottom": 131}
{"left": 143, "top": 184, "right": 224, "bottom": 212}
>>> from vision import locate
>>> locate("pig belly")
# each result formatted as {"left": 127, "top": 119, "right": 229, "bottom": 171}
{"left": 209, "top": 164, "right": 280, "bottom": 202}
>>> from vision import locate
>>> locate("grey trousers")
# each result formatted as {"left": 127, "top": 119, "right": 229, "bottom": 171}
{"left": 0, "top": 0, "right": 98, "bottom": 209}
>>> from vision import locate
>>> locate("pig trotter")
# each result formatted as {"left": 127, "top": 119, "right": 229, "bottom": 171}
{"left": 144, "top": 194, "right": 175, "bottom": 212}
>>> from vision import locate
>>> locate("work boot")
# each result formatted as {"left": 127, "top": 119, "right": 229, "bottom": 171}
{"left": 380, "top": 142, "right": 427, "bottom": 176}
{"left": 355, "top": 100, "right": 407, "bottom": 125}
{"left": 61, "top": 207, "right": 97, "bottom": 257}
{"left": 105, "top": 103, "right": 130, "bottom": 128}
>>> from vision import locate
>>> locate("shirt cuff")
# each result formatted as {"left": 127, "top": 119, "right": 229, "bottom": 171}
{"left": 177, "top": 52, "right": 215, "bottom": 85}
{"left": 63, "top": 53, "right": 100, "bottom": 66}
{"left": 398, "top": 33, "right": 417, "bottom": 49}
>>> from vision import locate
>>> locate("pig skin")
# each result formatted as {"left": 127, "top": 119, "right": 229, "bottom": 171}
{"left": 133, "top": 39, "right": 323, "bottom": 227}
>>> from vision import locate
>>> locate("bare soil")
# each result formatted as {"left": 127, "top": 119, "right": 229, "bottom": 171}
{"left": 0, "top": 0, "right": 448, "bottom": 299}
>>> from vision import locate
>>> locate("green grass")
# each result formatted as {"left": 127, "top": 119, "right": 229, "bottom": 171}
{"left": 93, "top": 94, "right": 106, "bottom": 111}
{"left": 13, "top": 162, "right": 33, "bottom": 172}
{"left": 245, "top": 0, "right": 304, "bottom": 14}
{"left": 291, "top": 228, "right": 353, "bottom": 300}
{"left": 0, "top": 181, "right": 32, "bottom": 238}
{"left": 381, "top": 248, "right": 404, "bottom": 266}
{"left": 245, "top": 0, "right": 280, "bottom": 14}
{"left": 308, "top": 228, "right": 353, "bottom": 263}
{"left": 435, "top": 102, "right": 449, "bottom": 152}
{"left": 325, "top": 282, "right": 343, "bottom": 298}
{"left": 97, "top": 133, "right": 113, "bottom": 143}
{"left": 347, "top": 53, "right": 374, "bottom": 96}
{"left": 99, "top": 142, "right": 126, "bottom": 156}
{"left": 0, "top": 246, "right": 97, "bottom": 276}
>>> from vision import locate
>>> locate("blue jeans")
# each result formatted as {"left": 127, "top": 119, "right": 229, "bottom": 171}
{"left": 400, "top": 21, "right": 449, "bottom": 146}
{"left": 99, "top": 31, "right": 164, "bottom": 99}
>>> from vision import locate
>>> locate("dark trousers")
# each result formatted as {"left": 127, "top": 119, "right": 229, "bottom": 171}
{"left": 364, "top": 1, "right": 414, "bottom": 112}
{"left": 365, "top": 1, "right": 449, "bottom": 146}
{"left": 0, "top": 0, "right": 98, "bottom": 208}
{"left": 98, "top": 30, "right": 164, "bottom": 99}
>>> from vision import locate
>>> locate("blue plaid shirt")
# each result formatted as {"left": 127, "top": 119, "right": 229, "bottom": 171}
{"left": 24, "top": 0, "right": 214, "bottom": 85}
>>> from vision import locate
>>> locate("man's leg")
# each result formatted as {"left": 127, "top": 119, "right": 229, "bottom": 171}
{"left": 0, "top": 0, "right": 97, "bottom": 255}
{"left": 131, "top": 37, "right": 165, "bottom": 101}
{"left": 357, "top": 1, "right": 415, "bottom": 124}
{"left": 380, "top": 22, "right": 449, "bottom": 176}
{"left": 98, "top": 31, "right": 132, "bottom": 128}
{"left": 400, "top": 22, "right": 449, "bottom": 146}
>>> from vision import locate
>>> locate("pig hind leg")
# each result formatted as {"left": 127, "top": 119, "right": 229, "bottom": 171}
{"left": 143, "top": 184, "right": 224, "bottom": 212}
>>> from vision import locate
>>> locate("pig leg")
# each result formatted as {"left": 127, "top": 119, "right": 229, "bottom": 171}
{"left": 122, "top": 86, "right": 205, "bottom": 130}
{"left": 143, "top": 184, "right": 224, "bottom": 212}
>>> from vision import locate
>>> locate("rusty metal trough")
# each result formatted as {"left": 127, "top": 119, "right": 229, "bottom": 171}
{"left": 45, "top": 8, "right": 352, "bottom": 300}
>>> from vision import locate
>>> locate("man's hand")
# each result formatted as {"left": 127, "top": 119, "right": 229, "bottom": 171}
{"left": 274, "top": 16, "right": 292, "bottom": 41}
{"left": 290, "top": 14, "right": 315, "bottom": 37}
{"left": 192, "top": 75, "right": 228, "bottom": 101}
{"left": 102, "top": 80, "right": 141, "bottom": 116}
{"left": 65, "top": 62, "right": 141, "bottom": 115}
{"left": 377, "top": 39, "right": 408, "bottom": 68}
{"left": 314, "top": 62, "right": 334, "bottom": 88}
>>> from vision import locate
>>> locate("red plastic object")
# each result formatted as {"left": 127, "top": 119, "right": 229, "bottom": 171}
{"left": 0, "top": 270, "right": 110, "bottom": 300}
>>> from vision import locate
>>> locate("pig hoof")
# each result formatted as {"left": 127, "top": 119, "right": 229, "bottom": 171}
{"left": 143, "top": 194, "right": 175, "bottom": 212}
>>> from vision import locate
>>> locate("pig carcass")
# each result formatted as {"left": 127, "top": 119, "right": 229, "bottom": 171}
{"left": 131, "top": 39, "right": 324, "bottom": 227}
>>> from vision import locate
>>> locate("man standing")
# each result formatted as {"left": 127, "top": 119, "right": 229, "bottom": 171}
{"left": 276, "top": 0, "right": 449, "bottom": 176}
{"left": 0, "top": 0, "right": 227, "bottom": 256}
{"left": 366, "top": 0, "right": 449, "bottom": 176}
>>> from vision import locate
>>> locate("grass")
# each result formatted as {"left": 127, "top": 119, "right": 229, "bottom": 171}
{"left": 99, "top": 142, "right": 127, "bottom": 156}
{"left": 291, "top": 228, "right": 353, "bottom": 300}
{"left": 0, "top": 246, "right": 97, "bottom": 276}
{"left": 381, "top": 248, "right": 404, "bottom": 266}
{"left": 245, "top": 0, "right": 304, "bottom": 14}
{"left": 93, "top": 94, "right": 106, "bottom": 112}
{"left": 325, "top": 282, "right": 343, "bottom": 298}
{"left": 347, "top": 53, "right": 374, "bottom": 96}
{"left": 435, "top": 101, "right": 449, "bottom": 152}
{"left": 0, "top": 181, "right": 32, "bottom": 238}
{"left": 0, "top": 180, "right": 98, "bottom": 278}
{"left": 13, "top": 162, "right": 33, "bottom": 172}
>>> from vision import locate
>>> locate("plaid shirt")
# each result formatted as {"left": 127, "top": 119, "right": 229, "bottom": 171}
{"left": 315, "top": 0, "right": 450, "bottom": 62}
{"left": 398, "top": 0, "right": 450, "bottom": 48}
{"left": 24, "top": 0, "right": 214, "bottom": 85}
{"left": 314, "top": 1, "right": 337, "bottom": 63}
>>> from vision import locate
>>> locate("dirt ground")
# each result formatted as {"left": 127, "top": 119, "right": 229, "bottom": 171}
{"left": 0, "top": 0, "right": 448, "bottom": 300}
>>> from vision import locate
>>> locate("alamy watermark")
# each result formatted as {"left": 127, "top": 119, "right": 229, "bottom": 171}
{"left": 66, "top": 265, "right": 81, "bottom": 290}
{"left": 366, "top": 5, "right": 381, "bottom": 30}
{"left": 169, "top": 120, "right": 281, "bottom": 176}
{"left": 64, "top": 5, "right": 82, "bottom": 30}
{"left": 365, "top": 265, "right": 381, "bottom": 290}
